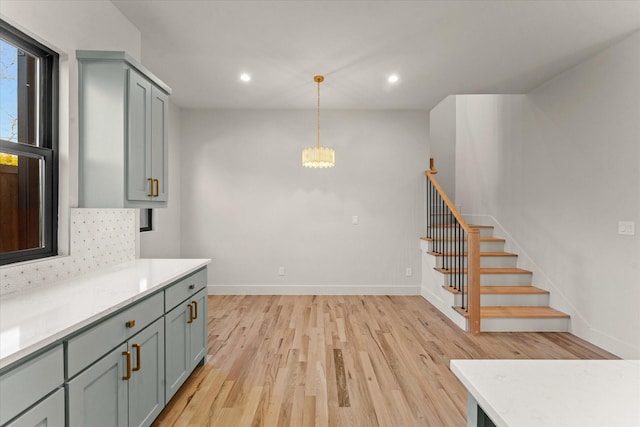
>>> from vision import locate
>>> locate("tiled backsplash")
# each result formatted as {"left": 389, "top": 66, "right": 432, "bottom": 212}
{"left": 0, "top": 209, "right": 136, "bottom": 296}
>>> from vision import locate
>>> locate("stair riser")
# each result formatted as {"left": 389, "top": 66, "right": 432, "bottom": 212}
{"left": 478, "top": 317, "right": 569, "bottom": 332}
{"left": 436, "top": 256, "right": 518, "bottom": 269}
{"left": 452, "top": 293, "right": 549, "bottom": 307}
{"left": 442, "top": 273, "right": 532, "bottom": 286}
{"left": 427, "top": 240, "right": 505, "bottom": 253}
{"left": 427, "top": 227, "right": 494, "bottom": 238}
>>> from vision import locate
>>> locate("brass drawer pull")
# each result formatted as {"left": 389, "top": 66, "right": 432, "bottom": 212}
{"left": 192, "top": 300, "right": 198, "bottom": 320}
{"left": 154, "top": 178, "right": 160, "bottom": 197}
{"left": 147, "top": 178, "right": 154, "bottom": 197}
{"left": 122, "top": 351, "right": 131, "bottom": 380}
{"left": 125, "top": 320, "right": 136, "bottom": 328}
{"left": 187, "top": 303, "right": 194, "bottom": 324}
{"left": 132, "top": 343, "right": 141, "bottom": 372}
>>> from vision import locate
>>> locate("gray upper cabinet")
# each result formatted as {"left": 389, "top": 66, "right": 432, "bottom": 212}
{"left": 77, "top": 50, "right": 171, "bottom": 208}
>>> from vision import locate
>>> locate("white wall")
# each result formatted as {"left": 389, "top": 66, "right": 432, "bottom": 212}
{"left": 180, "top": 109, "right": 429, "bottom": 294}
{"left": 453, "top": 31, "right": 640, "bottom": 359}
{"left": 0, "top": 0, "right": 141, "bottom": 257}
{"left": 429, "top": 95, "right": 456, "bottom": 196}
{"left": 139, "top": 101, "right": 182, "bottom": 258}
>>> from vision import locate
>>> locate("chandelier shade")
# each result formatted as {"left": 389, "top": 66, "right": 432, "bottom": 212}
{"left": 302, "top": 75, "right": 335, "bottom": 168}
{"left": 302, "top": 146, "right": 335, "bottom": 168}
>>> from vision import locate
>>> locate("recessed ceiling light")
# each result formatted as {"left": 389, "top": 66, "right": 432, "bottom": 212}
{"left": 387, "top": 74, "right": 399, "bottom": 83}
{"left": 240, "top": 73, "right": 251, "bottom": 82}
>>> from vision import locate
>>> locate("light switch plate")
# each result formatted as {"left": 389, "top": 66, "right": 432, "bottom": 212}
{"left": 352, "top": 216, "right": 359, "bottom": 225}
{"left": 618, "top": 221, "right": 635, "bottom": 236}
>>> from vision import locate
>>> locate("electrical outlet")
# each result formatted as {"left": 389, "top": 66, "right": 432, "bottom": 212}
{"left": 352, "top": 215, "right": 359, "bottom": 225}
{"left": 278, "top": 267, "right": 285, "bottom": 276}
{"left": 618, "top": 221, "right": 635, "bottom": 236}
{"left": 406, "top": 267, "right": 412, "bottom": 277}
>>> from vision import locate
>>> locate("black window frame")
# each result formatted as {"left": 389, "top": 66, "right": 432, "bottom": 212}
{"left": 0, "top": 19, "right": 58, "bottom": 265}
{"left": 140, "top": 208, "right": 153, "bottom": 232}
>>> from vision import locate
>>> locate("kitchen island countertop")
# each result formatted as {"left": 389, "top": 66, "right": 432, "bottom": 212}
{"left": 450, "top": 358, "right": 640, "bottom": 427}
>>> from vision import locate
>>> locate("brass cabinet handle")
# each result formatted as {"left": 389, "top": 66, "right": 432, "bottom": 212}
{"left": 154, "top": 178, "right": 160, "bottom": 197}
{"left": 192, "top": 300, "right": 198, "bottom": 320}
{"left": 147, "top": 178, "right": 154, "bottom": 197}
{"left": 125, "top": 320, "right": 136, "bottom": 328}
{"left": 187, "top": 303, "right": 194, "bottom": 324}
{"left": 132, "top": 343, "right": 141, "bottom": 372}
{"left": 122, "top": 351, "right": 131, "bottom": 380}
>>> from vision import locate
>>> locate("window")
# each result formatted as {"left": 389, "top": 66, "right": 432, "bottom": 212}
{"left": 0, "top": 19, "right": 58, "bottom": 265}
{"left": 140, "top": 209, "right": 153, "bottom": 232}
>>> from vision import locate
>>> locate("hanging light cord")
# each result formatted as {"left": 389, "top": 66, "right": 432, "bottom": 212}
{"left": 317, "top": 78, "right": 321, "bottom": 149}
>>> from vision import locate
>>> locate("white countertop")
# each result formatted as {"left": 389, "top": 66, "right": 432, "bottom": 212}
{"left": 0, "top": 258, "right": 210, "bottom": 370}
{"left": 450, "top": 359, "right": 640, "bottom": 427}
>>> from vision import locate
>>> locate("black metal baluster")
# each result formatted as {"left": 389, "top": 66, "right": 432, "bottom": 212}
{"left": 456, "top": 220, "right": 460, "bottom": 293}
{"left": 462, "top": 226, "right": 467, "bottom": 311}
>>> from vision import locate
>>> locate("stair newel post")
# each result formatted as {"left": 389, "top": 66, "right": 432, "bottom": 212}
{"left": 468, "top": 228, "right": 481, "bottom": 335}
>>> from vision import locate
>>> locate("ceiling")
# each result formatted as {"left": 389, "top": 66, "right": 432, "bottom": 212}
{"left": 111, "top": 0, "right": 640, "bottom": 110}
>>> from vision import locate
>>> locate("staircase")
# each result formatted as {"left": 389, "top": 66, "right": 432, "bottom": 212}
{"left": 421, "top": 224, "right": 569, "bottom": 332}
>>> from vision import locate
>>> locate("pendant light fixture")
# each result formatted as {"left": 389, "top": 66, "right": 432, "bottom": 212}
{"left": 302, "top": 75, "right": 335, "bottom": 168}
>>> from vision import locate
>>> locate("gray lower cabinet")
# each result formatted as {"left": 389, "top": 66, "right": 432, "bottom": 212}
{"left": 165, "top": 288, "right": 207, "bottom": 402}
{"left": 67, "top": 343, "right": 128, "bottom": 427}
{"left": 189, "top": 289, "right": 207, "bottom": 370}
{"left": 128, "top": 318, "right": 165, "bottom": 427}
{"left": 67, "top": 318, "right": 165, "bottom": 427}
{"left": 0, "top": 345, "right": 64, "bottom": 426}
{"left": 4, "top": 388, "right": 64, "bottom": 427}
{"left": 2, "top": 267, "right": 207, "bottom": 427}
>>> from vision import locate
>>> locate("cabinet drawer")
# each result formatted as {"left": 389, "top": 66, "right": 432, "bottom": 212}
{"left": 164, "top": 269, "right": 207, "bottom": 312}
{"left": 4, "top": 387, "right": 64, "bottom": 427}
{"left": 0, "top": 345, "right": 63, "bottom": 426}
{"left": 67, "top": 292, "right": 163, "bottom": 378}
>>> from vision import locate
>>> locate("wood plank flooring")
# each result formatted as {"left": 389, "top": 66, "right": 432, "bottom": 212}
{"left": 152, "top": 295, "right": 616, "bottom": 427}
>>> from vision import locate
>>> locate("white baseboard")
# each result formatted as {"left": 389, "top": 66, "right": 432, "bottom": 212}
{"left": 207, "top": 284, "right": 421, "bottom": 295}
{"left": 572, "top": 323, "right": 640, "bottom": 360}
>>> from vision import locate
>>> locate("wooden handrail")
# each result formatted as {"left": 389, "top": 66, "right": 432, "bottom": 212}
{"left": 426, "top": 158, "right": 481, "bottom": 335}
{"left": 424, "top": 170, "right": 470, "bottom": 234}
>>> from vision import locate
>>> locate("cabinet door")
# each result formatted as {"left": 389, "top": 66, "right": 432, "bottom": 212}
{"left": 5, "top": 388, "right": 64, "bottom": 427}
{"left": 128, "top": 318, "right": 165, "bottom": 427}
{"left": 164, "top": 302, "right": 190, "bottom": 402}
{"left": 127, "top": 69, "right": 153, "bottom": 202}
{"left": 189, "top": 289, "right": 208, "bottom": 370}
{"left": 67, "top": 343, "right": 128, "bottom": 427}
{"left": 150, "top": 86, "right": 168, "bottom": 202}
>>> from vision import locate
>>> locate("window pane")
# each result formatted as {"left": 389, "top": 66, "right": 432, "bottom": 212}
{"left": 0, "top": 18, "right": 57, "bottom": 265}
{"left": 0, "top": 37, "right": 39, "bottom": 146}
{"left": 0, "top": 150, "right": 43, "bottom": 252}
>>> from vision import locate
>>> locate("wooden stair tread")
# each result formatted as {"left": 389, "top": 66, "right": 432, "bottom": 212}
{"left": 427, "top": 251, "right": 517, "bottom": 257}
{"left": 429, "top": 224, "right": 494, "bottom": 229}
{"left": 442, "top": 285, "right": 549, "bottom": 295}
{"left": 454, "top": 306, "right": 569, "bottom": 319}
{"left": 435, "top": 267, "right": 532, "bottom": 275}
{"left": 421, "top": 236, "right": 505, "bottom": 242}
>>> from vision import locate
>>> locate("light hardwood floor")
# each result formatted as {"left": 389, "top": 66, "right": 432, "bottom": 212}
{"left": 153, "top": 295, "right": 616, "bottom": 427}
